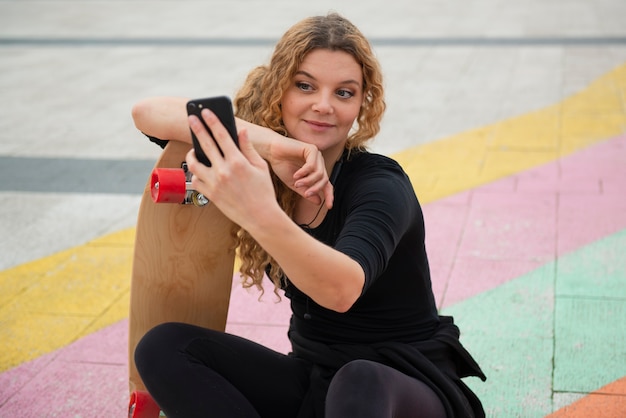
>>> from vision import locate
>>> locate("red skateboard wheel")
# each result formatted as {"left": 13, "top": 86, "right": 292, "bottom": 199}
{"left": 151, "top": 168, "right": 186, "bottom": 203}
{"left": 128, "top": 390, "right": 161, "bottom": 418}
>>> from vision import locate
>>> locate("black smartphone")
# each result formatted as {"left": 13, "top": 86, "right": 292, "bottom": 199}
{"left": 186, "top": 96, "right": 239, "bottom": 166}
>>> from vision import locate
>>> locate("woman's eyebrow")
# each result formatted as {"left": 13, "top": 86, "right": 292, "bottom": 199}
{"left": 295, "top": 70, "right": 362, "bottom": 87}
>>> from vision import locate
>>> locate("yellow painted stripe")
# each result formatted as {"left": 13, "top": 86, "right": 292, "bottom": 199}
{"left": 396, "top": 63, "right": 626, "bottom": 202}
{"left": 0, "top": 229, "right": 134, "bottom": 371}
{"left": 1, "top": 63, "right": 625, "bottom": 373}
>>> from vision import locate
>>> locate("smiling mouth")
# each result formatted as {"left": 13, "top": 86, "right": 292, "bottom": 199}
{"left": 305, "top": 120, "right": 335, "bottom": 128}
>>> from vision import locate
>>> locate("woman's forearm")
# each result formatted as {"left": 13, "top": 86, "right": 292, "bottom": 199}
{"left": 131, "top": 96, "right": 283, "bottom": 152}
{"left": 132, "top": 96, "right": 297, "bottom": 155}
{"left": 235, "top": 118, "right": 278, "bottom": 159}
{"left": 131, "top": 96, "right": 191, "bottom": 143}
{"left": 246, "top": 208, "right": 365, "bottom": 313}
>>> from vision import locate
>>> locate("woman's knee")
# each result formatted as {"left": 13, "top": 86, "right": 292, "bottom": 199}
{"left": 332, "top": 359, "right": 387, "bottom": 387}
{"left": 326, "top": 360, "right": 392, "bottom": 416}
{"left": 327, "top": 360, "right": 446, "bottom": 418}
{"left": 134, "top": 322, "right": 189, "bottom": 374}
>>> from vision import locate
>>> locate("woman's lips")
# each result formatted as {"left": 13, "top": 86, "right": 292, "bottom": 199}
{"left": 305, "top": 120, "right": 335, "bottom": 131}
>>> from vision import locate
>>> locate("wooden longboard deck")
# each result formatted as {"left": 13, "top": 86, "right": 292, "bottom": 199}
{"left": 128, "top": 141, "right": 236, "bottom": 392}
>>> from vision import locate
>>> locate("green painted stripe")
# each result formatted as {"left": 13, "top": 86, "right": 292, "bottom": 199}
{"left": 442, "top": 228, "right": 626, "bottom": 416}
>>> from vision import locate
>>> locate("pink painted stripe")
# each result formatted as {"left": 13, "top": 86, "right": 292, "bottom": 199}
{"left": 0, "top": 282, "right": 292, "bottom": 417}
{"left": 0, "top": 318, "right": 129, "bottom": 416}
{"left": 1, "top": 135, "right": 625, "bottom": 415}
{"left": 0, "top": 289, "right": 291, "bottom": 417}
{"left": 426, "top": 135, "right": 626, "bottom": 307}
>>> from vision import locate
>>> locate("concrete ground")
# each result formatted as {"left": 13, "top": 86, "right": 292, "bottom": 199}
{"left": 1, "top": 0, "right": 625, "bottom": 416}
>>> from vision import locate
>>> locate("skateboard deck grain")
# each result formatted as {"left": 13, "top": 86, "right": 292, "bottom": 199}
{"left": 128, "top": 140, "right": 236, "bottom": 392}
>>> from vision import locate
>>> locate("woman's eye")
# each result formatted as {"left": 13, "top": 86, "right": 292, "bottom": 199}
{"left": 296, "top": 82, "right": 313, "bottom": 91}
{"left": 337, "top": 89, "right": 354, "bottom": 98}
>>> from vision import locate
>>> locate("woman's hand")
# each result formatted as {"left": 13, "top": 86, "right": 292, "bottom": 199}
{"left": 269, "top": 139, "right": 334, "bottom": 209}
{"left": 237, "top": 119, "right": 334, "bottom": 209}
{"left": 186, "top": 110, "right": 280, "bottom": 229}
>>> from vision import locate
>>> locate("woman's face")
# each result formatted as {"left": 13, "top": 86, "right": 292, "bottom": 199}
{"left": 281, "top": 49, "right": 364, "bottom": 162}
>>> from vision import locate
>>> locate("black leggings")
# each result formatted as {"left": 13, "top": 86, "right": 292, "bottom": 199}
{"left": 135, "top": 323, "right": 446, "bottom": 418}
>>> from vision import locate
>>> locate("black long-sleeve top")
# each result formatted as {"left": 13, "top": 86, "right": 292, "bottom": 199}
{"left": 283, "top": 150, "right": 486, "bottom": 418}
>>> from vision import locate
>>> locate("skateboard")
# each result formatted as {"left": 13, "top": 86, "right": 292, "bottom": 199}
{"left": 128, "top": 140, "right": 236, "bottom": 417}
{"left": 128, "top": 391, "right": 162, "bottom": 418}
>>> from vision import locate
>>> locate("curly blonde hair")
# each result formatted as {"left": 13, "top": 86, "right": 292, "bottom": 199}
{"left": 233, "top": 13, "right": 386, "bottom": 295}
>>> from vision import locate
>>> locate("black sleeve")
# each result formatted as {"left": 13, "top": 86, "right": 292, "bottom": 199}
{"left": 334, "top": 165, "right": 418, "bottom": 293}
{"left": 143, "top": 133, "right": 169, "bottom": 149}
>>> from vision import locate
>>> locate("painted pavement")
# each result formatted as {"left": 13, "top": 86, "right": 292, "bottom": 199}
{"left": 1, "top": 62, "right": 624, "bottom": 416}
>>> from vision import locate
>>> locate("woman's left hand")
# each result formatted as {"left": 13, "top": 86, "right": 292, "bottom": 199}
{"left": 185, "top": 109, "right": 280, "bottom": 229}
{"left": 236, "top": 119, "right": 333, "bottom": 209}
{"left": 266, "top": 138, "right": 334, "bottom": 209}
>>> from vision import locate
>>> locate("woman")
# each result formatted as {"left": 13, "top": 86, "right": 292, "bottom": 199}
{"left": 132, "top": 13, "right": 485, "bottom": 418}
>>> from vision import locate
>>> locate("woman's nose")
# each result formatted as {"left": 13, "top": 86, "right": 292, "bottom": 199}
{"left": 312, "top": 94, "right": 334, "bottom": 114}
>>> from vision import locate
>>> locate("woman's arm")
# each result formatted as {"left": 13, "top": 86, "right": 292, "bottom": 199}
{"left": 186, "top": 110, "right": 363, "bottom": 312}
{"left": 132, "top": 96, "right": 333, "bottom": 206}
{"left": 248, "top": 204, "right": 365, "bottom": 312}
{"left": 131, "top": 96, "right": 291, "bottom": 149}
{"left": 131, "top": 96, "right": 191, "bottom": 143}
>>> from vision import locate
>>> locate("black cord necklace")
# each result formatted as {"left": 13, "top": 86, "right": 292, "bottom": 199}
{"left": 298, "top": 199, "right": 326, "bottom": 229}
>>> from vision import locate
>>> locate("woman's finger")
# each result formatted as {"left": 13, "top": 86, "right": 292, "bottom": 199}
{"left": 237, "top": 129, "right": 263, "bottom": 166}
{"left": 188, "top": 114, "right": 223, "bottom": 166}
{"left": 322, "top": 182, "right": 334, "bottom": 209}
{"left": 199, "top": 109, "right": 239, "bottom": 157}
{"left": 302, "top": 177, "right": 334, "bottom": 208}
{"left": 185, "top": 148, "right": 211, "bottom": 193}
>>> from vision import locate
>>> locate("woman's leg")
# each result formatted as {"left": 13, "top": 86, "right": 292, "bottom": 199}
{"left": 135, "top": 322, "right": 311, "bottom": 418}
{"left": 325, "top": 359, "right": 446, "bottom": 418}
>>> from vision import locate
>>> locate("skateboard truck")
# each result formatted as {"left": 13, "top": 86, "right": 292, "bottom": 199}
{"left": 128, "top": 391, "right": 164, "bottom": 417}
{"left": 151, "top": 162, "right": 209, "bottom": 206}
